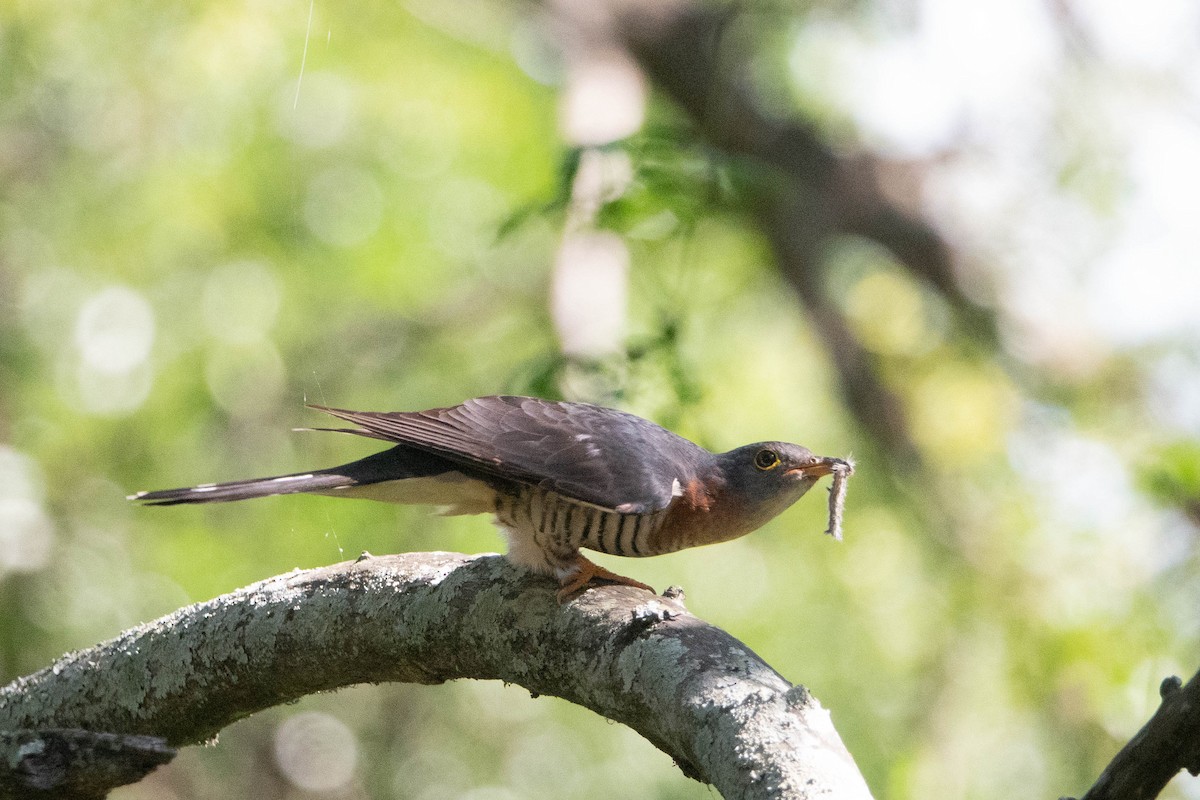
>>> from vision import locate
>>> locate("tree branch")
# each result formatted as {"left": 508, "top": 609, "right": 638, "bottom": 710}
{"left": 0, "top": 729, "right": 173, "bottom": 800}
{"left": 547, "top": 0, "right": 999, "bottom": 469}
{"left": 1, "top": 552, "right": 872, "bottom": 799}
{"left": 1072, "top": 670, "right": 1200, "bottom": 800}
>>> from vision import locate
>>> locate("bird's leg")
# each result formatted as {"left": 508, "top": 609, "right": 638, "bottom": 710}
{"left": 556, "top": 554, "right": 655, "bottom": 603}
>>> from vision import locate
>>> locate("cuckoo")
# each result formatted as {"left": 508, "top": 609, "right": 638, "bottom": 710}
{"left": 131, "top": 396, "right": 853, "bottom": 599}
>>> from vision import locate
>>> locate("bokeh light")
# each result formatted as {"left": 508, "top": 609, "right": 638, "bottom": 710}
{"left": 0, "top": 447, "right": 54, "bottom": 575}
{"left": 304, "top": 165, "right": 385, "bottom": 247}
{"left": 62, "top": 286, "right": 157, "bottom": 415}
{"left": 551, "top": 231, "right": 628, "bottom": 358}
{"left": 273, "top": 711, "right": 359, "bottom": 792}
{"left": 201, "top": 261, "right": 283, "bottom": 345}
{"left": 74, "top": 286, "right": 156, "bottom": 376}
{"left": 559, "top": 50, "right": 645, "bottom": 147}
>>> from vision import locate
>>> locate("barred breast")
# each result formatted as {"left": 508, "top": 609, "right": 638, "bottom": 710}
{"left": 493, "top": 485, "right": 672, "bottom": 574}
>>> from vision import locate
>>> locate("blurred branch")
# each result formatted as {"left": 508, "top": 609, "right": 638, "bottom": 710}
{"left": 546, "top": 0, "right": 998, "bottom": 467}
{"left": 0, "top": 729, "right": 174, "bottom": 800}
{"left": 1071, "top": 671, "right": 1200, "bottom": 800}
{"left": 0, "top": 552, "right": 873, "bottom": 800}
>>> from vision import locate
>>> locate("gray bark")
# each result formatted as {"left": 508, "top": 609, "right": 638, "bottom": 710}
{"left": 0, "top": 551, "right": 873, "bottom": 799}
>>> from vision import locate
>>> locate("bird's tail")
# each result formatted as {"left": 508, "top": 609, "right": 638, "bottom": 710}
{"left": 128, "top": 471, "right": 355, "bottom": 506}
{"left": 128, "top": 445, "right": 467, "bottom": 507}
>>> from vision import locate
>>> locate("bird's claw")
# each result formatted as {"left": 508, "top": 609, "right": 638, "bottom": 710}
{"left": 556, "top": 555, "right": 655, "bottom": 603}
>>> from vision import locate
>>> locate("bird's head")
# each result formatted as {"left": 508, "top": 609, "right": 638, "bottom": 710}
{"left": 714, "top": 442, "right": 849, "bottom": 534}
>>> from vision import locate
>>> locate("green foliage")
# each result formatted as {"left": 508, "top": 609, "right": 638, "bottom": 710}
{"left": 1140, "top": 441, "right": 1200, "bottom": 521}
{"left": 1, "top": 2, "right": 1197, "bottom": 799}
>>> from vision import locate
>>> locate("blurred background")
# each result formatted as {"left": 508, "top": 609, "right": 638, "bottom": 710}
{"left": 2, "top": 0, "right": 1199, "bottom": 797}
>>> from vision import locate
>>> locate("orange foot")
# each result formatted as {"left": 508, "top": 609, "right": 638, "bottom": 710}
{"left": 556, "top": 555, "right": 655, "bottom": 603}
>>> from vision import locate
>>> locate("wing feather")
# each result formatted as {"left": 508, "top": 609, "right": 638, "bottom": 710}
{"left": 308, "top": 397, "right": 710, "bottom": 512}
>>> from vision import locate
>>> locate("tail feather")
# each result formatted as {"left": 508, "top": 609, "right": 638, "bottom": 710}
{"left": 129, "top": 444, "right": 476, "bottom": 507}
{"left": 129, "top": 472, "right": 354, "bottom": 505}
{"left": 292, "top": 425, "right": 394, "bottom": 442}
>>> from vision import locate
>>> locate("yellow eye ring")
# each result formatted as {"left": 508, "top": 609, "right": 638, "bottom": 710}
{"left": 754, "top": 449, "right": 781, "bottom": 471}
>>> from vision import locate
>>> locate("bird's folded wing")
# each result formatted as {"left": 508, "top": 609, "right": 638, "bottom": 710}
{"left": 309, "top": 396, "right": 705, "bottom": 513}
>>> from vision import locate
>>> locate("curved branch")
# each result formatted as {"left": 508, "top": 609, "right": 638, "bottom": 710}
{"left": 1075, "top": 670, "right": 1200, "bottom": 800}
{"left": 0, "top": 552, "right": 872, "bottom": 799}
{"left": 606, "top": 0, "right": 978, "bottom": 314}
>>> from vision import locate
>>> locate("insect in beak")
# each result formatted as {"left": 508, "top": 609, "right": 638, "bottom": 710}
{"left": 784, "top": 457, "right": 854, "bottom": 540}
{"left": 786, "top": 456, "right": 852, "bottom": 480}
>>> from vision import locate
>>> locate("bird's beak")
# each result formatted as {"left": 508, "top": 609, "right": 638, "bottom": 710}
{"left": 786, "top": 456, "right": 853, "bottom": 480}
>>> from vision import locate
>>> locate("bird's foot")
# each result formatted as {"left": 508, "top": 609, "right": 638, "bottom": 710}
{"left": 556, "top": 555, "right": 655, "bottom": 603}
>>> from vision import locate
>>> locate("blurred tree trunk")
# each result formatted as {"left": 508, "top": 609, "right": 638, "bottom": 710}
{"left": 544, "top": 0, "right": 996, "bottom": 471}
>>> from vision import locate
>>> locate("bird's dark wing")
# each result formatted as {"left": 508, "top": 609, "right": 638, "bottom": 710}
{"left": 309, "top": 396, "right": 711, "bottom": 512}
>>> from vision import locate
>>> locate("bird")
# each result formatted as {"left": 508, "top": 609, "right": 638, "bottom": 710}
{"left": 130, "top": 396, "right": 853, "bottom": 600}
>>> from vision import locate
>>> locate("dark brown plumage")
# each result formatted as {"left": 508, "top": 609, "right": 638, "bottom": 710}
{"left": 131, "top": 396, "right": 852, "bottom": 599}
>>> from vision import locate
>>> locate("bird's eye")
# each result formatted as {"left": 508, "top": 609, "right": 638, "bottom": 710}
{"left": 754, "top": 449, "right": 781, "bottom": 471}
